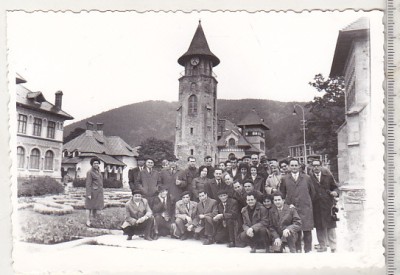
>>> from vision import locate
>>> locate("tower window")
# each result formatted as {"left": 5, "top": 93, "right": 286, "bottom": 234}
{"left": 188, "top": 95, "right": 198, "bottom": 115}
{"left": 190, "top": 128, "right": 194, "bottom": 134}
{"left": 260, "top": 141, "right": 265, "bottom": 151}
{"left": 190, "top": 149, "right": 194, "bottom": 156}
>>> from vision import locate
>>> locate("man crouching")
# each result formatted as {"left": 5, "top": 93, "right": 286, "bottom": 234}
{"left": 121, "top": 189, "right": 154, "bottom": 241}
{"left": 239, "top": 191, "right": 270, "bottom": 253}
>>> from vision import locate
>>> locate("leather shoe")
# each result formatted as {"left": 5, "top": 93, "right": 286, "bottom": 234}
{"left": 152, "top": 234, "right": 159, "bottom": 240}
{"left": 144, "top": 236, "right": 153, "bottom": 241}
{"left": 317, "top": 247, "right": 327, "bottom": 252}
{"left": 126, "top": 236, "right": 132, "bottom": 241}
{"left": 250, "top": 247, "right": 256, "bottom": 253}
{"left": 180, "top": 234, "right": 188, "bottom": 241}
{"left": 194, "top": 233, "right": 200, "bottom": 240}
{"left": 331, "top": 249, "right": 336, "bottom": 253}
{"left": 203, "top": 238, "right": 214, "bottom": 245}
{"left": 228, "top": 242, "right": 235, "bottom": 248}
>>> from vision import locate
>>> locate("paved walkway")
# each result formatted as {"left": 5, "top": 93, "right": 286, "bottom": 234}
{"left": 13, "top": 233, "right": 384, "bottom": 275}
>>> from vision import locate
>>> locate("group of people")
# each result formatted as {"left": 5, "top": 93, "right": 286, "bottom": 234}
{"left": 85, "top": 153, "right": 339, "bottom": 253}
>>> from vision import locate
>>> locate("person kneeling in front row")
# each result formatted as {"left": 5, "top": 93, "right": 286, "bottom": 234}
{"left": 174, "top": 191, "right": 198, "bottom": 240}
{"left": 239, "top": 191, "right": 271, "bottom": 253}
{"left": 268, "top": 192, "right": 302, "bottom": 253}
{"left": 121, "top": 189, "right": 154, "bottom": 241}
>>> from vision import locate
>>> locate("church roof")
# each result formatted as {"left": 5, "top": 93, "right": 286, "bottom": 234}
{"left": 330, "top": 17, "right": 370, "bottom": 77}
{"left": 236, "top": 109, "right": 270, "bottom": 130}
{"left": 16, "top": 79, "right": 73, "bottom": 120}
{"left": 178, "top": 21, "right": 220, "bottom": 67}
{"left": 63, "top": 130, "right": 137, "bottom": 157}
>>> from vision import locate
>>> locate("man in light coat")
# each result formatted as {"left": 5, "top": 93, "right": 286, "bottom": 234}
{"left": 174, "top": 191, "right": 197, "bottom": 240}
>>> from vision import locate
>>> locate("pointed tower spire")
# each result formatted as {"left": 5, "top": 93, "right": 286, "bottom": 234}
{"left": 178, "top": 21, "right": 220, "bottom": 67}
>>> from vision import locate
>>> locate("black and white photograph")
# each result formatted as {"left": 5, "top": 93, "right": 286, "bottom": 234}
{"left": 5, "top": 8, "right": 386, "bottom": 274}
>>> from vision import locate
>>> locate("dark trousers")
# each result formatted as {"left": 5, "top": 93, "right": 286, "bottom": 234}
{"left": 154, "top": 214, "right": 172, "bottom": 236}
{"left": 214, "top": 219, "right": 236, "bottom": 243}
{"left": 202, "top": 216, "right": 215, "bottom": 238}
{"left": 239, "top": 227, "right": 270, "bottom": 249}
{"left": 271, "top": 232, "right": 297, "bottom": 253}
{"left": 296, "top": 230, "right": 312, "bottom": 252}
{"left": 175, "top": 218, "right": 190, "bottom": 237}
{"left": 122, "top": 217, "right": 154, "bottom": 238}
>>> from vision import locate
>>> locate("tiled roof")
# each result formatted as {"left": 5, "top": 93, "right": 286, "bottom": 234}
{"left": 178, "top": 21, "right": 220, "bottom": 67}
{"left": 16, "top": 82, "right": 73, "bottom": 120}
{"left": 63, "top": 130, "right": 137, "bottom": 157}
{"left": 62, "top": 154, "right": 126, "bottom": 166}
{"left": 237, "top": 109, "right": 270, "bottom": 130}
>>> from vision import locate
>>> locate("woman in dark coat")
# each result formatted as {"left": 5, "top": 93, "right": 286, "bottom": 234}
{"left": 85, "top": 157, "right": 104, "bottom": 227}
{"left": 191, "top": 166, "right": 211, "bottom": 201}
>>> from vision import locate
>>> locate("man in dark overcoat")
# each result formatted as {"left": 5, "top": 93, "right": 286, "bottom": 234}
{"left": 128, "top": 156, "right": 145, "bottom": 192}
{"left": 157, "top": 157, "right": 184, "bottom": 202}
{"left": 280, "top": 158, "right": 316, "bottom": 253}
{"left": 310, "top": 159, "right": 339, "bottom": 253}
{"left": 213, "top": 189, "right": 240, "bottom": 247}
{"left": 177, "top": 156, "right": 197, "bottom": 195}
{"left": 239, "top": 191, "right": 271, "bottom": 253}
{"left": 136, "top": 158, "right": 159, "bottom": 200}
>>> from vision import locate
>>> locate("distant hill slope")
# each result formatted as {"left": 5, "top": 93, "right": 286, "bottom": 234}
{"left": 64, "top": 99, "right": 308, "bottom": 159}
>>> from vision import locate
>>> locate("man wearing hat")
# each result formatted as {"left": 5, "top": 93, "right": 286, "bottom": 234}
{"left": 158, "top": 156, "right": 184, "bottom": 202}
{"left": 136, "top": 157, "right": 159, "bottom": 200}
{"left": 174, "top": 191, "right": 198, "bottom": 240}
{"left": 128, "top": 156, "right": 145, "bottom": 192}
{"left": 150, "top": 185, "right": 175, "bottom": 239}
{"left": 213, "top": 189, "right": 240, "bottom": 247}
{"left": 121, "top": 189, "right": 154, "bottom": 241}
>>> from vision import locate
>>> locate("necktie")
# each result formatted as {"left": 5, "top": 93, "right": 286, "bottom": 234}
{"left": 223, "top": 203, "right": 226, "bottom": 213}
{"left": 163, "top": 197, "right": 166, "bottom": 207}
{"left": 186, "top": 203, "right": 190, "bottom": 211}
{"left": 316, "top": 173, "right": 320, "bottom": 182}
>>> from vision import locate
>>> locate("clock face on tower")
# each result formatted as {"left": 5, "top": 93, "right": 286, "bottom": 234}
{"left": 190, "top": 57, "right": 200, "bottom": 66}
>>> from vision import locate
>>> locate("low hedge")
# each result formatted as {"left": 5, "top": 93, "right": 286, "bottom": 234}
{"left": 73, "top": 178, "right": 122, "bottom": 188}
{"left": 18, "top": 177, "right": 64, "bottom": 197}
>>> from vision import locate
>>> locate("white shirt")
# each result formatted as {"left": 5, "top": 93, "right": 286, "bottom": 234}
{"left": 291, "top": 172, "right": 299, "bottom": 181}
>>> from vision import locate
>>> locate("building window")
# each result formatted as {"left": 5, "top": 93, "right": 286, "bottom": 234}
{"left": 190, "top": 149, "right": 194, "bottom": 155}
{"left": 30, "top": 148, "right": 40, "bottom": 169}
{"left": 17, "top": 147, "right": 25, "bottom": 168}
{"left": 63, "top": 151, "right": 69, "bottom": 157}
{"left": 188, "top": 95, "right": 198, "bottom": 115}
{"left": 44, "top": 150, "right": 54, "bottom": 170}
{"left": 190, "top": 128, "right": 194, "bottom": 134}
{"left": 260, "top": 141, "right": 265, "bottom": 151}
{"left": 228, "top": 138, "right": 236, "bottom": 147}
{"left": 33, "top": 118, "right": 42, "bottom": 136}
{"left": 47, "top": 121, "right": 56, "bottom": 139}
{"left": 17, "top": 114, "right": 27, "bottom": 134}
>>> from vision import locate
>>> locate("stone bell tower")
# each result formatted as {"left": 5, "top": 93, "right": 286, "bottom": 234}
{"left": 175, "top": 21, "right": 220, "bottom": 166}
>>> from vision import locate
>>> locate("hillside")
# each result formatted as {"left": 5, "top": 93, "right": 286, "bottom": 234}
{"left": 64, "top": 99, "right": 309, "bottom": 159}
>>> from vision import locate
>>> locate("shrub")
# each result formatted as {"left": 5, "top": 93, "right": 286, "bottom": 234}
{"left": 18, "top": 177, "right": 64, "bottom": 197}
{"left": 72, "top": 178, "right": 122, "bottom": 188}
{"left": 103, "top": 178, "right": 122, "bottom": 188}
{"left": 72, "top": 178, "right": 86, "bottom": 188}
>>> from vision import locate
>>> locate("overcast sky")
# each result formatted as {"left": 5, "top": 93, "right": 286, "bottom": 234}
{"left": 7, "top": 11, "right": 382, "bottom": 125}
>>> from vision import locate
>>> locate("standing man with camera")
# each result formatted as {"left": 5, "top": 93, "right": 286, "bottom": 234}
{"left": 310, "top": 159, "right": 339, "bottom": 253}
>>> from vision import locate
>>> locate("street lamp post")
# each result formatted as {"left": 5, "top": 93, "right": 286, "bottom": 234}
{"left": 293, "top": 104, "right": 307, "bottom": 165}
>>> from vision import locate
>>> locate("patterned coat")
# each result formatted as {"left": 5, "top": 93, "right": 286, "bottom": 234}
{"left": 85, "top": 168, "right": 104, "bottom": 210}
{"left": 310, "top": 171, "right": 339, "bottom": 229}
{"left": 122, "top": 198, "right": 153, "bottom": 228}
{"left": 175, "top": 200, "right": 198, "bottom": 222}
{"left": 280, "top": 173, "right": 316, "bottom": 231}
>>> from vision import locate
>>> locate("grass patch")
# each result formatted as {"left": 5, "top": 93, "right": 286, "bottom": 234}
{"left": 19, "top": 207, "right": 125, "bottom": 244}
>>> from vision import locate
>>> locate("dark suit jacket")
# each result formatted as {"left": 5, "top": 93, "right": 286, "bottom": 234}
{"left": 136, "top": 168, "right": 159, "bottom": 197}
{"left": 217, "top": 198, "right": 239, "bottom": 220}
{"left": 151, "top": 194, "right": 175, "bottom": 220}
{"left": 267, "top": 204, "right": 302, "bottom": 240}
{"left": 158, "top": 168, "right": 184, "bottom": 202}
{"left": 128, "top": 166, "right": 144, "bottom": 190}
{"left": 241, "top": 202, "right": 269, "bottom": 232}
{"left": 248, "top": 175, "right": 265, "bottom": 193}
{"left": 205, "top": 179, "right": 233, "bottom": 200}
